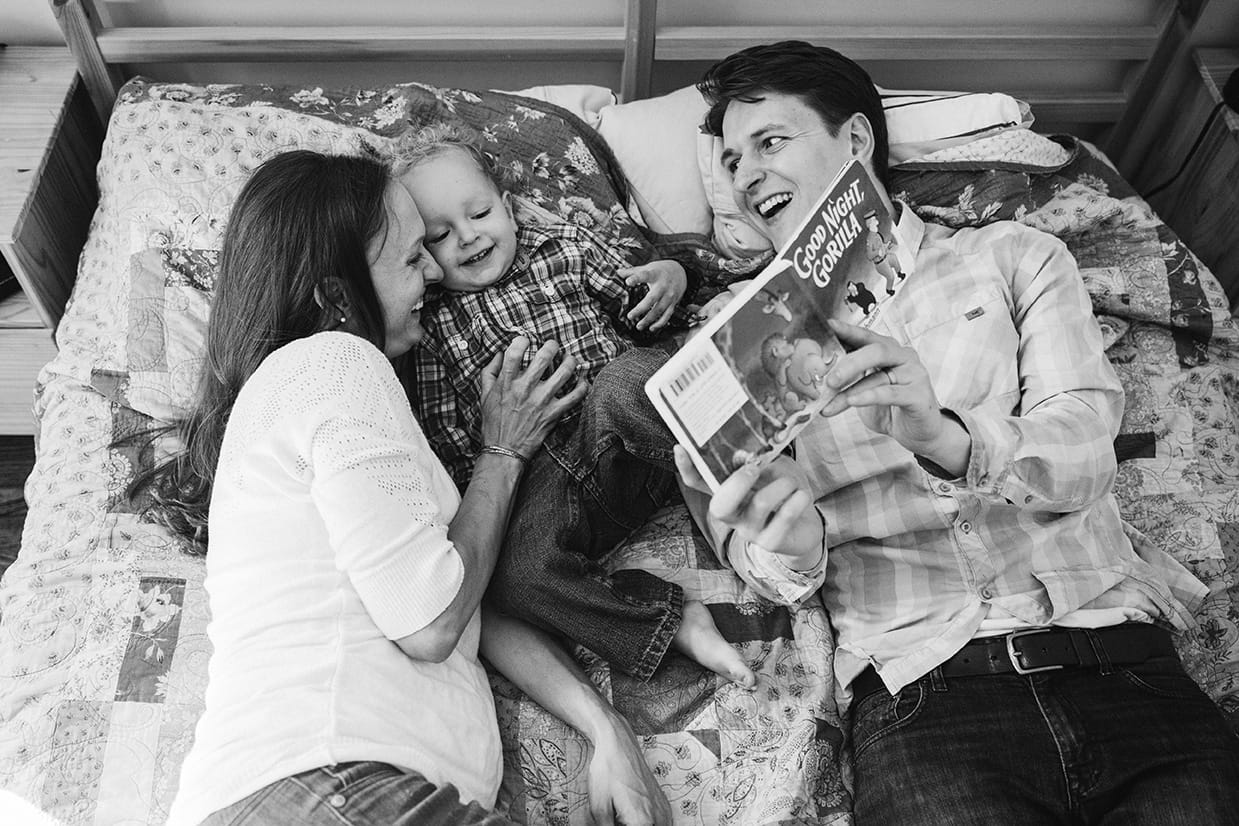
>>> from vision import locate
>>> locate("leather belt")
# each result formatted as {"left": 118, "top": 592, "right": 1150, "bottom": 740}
{"left": 852, "top": 623, "right": 1177, "bottom": 702}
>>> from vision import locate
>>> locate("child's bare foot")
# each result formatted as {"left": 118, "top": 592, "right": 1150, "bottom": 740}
{"left": 672, "top": 600, "right": 756, "bottom": 689}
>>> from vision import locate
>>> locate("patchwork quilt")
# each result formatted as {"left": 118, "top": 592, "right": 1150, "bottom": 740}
{"left": 0, "top": 78, "right": 1235, "bottom": 826}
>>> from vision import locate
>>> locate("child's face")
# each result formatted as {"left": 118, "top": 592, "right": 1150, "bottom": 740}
{"left": 401, "top": 148, "right": 519, "bottom": 293}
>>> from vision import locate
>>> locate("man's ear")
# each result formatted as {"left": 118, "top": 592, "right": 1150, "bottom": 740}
{"left": 846, "top": 113, "right": 876, "bottom": 164}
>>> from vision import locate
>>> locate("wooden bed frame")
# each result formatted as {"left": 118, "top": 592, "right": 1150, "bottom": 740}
{"left": 6, "top": 6, "right": 1237, "bottom": 824}
{"left": 51, "top": 0, "right": 1212, "bottom": 174}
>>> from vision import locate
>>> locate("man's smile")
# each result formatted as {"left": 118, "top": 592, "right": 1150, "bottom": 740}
{"left": 757, "top": 192, "right": 792, "bottom": 219}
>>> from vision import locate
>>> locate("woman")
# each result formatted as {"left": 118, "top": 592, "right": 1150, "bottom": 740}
{"left": 134, "top": 150, "right": 670, "bottom": 826}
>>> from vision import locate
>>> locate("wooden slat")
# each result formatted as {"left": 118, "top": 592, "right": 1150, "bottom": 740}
{"left": 48, "top": 0, "right": 124, "bottom": 125}
{"left": 1149, "top": 47, "right": 1239, "bottom": 309}
{"left": 1197, "top": 46, "right": 1239, "bottom": 131}
{"left": 0, "top": 324, "right": 57, "bottom": 436}
{"left": 655, "top": 25, "right": 1161, "bottom": 62}
{"left": 0, "top": 293, "right": 56, "bottom": 436}
{"left": 620, "top": 0, "right": 656, "bottom": 102}
{"left": 0, "top": 49, "right": 80, "bottom": 243}
{"left": 1107, "top": 1, "right": 1204, "bottom": 168}
{"left": 0, "top": 292, "right": 46, "bottom": 329}
{"left": 95, "top": 26, "right": 628, "bottom": 63}
{"left": 1019, "top": 92, "right": 1128, "bottom": 124}
{"left": 0, "top": 48, "right": 102, "bottom": 330}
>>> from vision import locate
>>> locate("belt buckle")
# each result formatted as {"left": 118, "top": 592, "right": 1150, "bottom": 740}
{"left": 1005, "top": 627, "right": 1064, "bottom": 675}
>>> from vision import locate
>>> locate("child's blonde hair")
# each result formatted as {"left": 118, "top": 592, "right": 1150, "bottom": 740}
{"left": 393, "top": 122, "right": 512, "bottom": 193}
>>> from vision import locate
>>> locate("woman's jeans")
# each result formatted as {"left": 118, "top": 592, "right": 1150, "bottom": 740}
{"left": 488, "top": 347, "right": 683, "bottom": 681}
{"left": 851, "top": 653, "right": 1239, "bottom": 825}
{"left": 201, "top": 762, "right": 514, "bottom": 825}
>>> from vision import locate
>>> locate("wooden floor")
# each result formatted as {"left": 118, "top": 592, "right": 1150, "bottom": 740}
{"left": 0, "top": 435, "right": 34, "bottom": 577}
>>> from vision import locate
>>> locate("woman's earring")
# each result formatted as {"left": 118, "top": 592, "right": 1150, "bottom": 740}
{"left": 339, "top": 315, "right": 347, "bottom": 325}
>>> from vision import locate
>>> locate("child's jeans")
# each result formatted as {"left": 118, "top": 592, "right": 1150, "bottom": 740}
{"left": 488, "top": 346, "right": 683, "bottom": 680}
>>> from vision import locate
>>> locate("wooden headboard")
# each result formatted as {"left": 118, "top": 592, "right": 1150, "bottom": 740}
{"left": 50, "top": 0, "right": 1211, "bottom": 174}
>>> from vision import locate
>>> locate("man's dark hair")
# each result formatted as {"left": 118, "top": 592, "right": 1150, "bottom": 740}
{"left": 697, "top": 40, "right": 890, "bottom": 187}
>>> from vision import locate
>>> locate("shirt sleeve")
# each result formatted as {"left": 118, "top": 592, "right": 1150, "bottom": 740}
{"left": 307, "top": 343, "right": 464, "bottom": 640}
{"left": 722, "top": 530, "right": 828, "bottom": 607}
{"left": 956, "top": 229, "right": 1125, "bottom": 513}
{"left": 681, "top": 482, "right": 827, "bottom": 608}
{"left": 409, "top": 346, "right": 479, "bottom": 490}
{"left": 576, "top": 225, "right": 634, "bottom": 323}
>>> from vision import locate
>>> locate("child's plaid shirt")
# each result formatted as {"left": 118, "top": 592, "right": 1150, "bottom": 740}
{"left": 411, "top": 221, "right": 640, "bottom": 488}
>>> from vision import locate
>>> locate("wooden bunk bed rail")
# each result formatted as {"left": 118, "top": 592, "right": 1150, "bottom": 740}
{"left": 51, "top": 0, "right": 1208, "bottom": 164}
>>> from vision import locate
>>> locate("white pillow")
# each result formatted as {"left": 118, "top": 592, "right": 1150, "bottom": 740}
{"left": 595, "top": 86, "right": 713, "bottom": 236}
{"left": 596, "top": 84, "right": 1033, "bottom": 253}
{"left": 881, "top": 90, "right": 1032, "bottom": 164}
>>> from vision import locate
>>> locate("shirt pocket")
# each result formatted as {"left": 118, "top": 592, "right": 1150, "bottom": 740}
{"left": 505, "top": 279, "right": 568, "bottom": 341}
{"left": 899, "top": 285, "right": 1020, "bottom": 412}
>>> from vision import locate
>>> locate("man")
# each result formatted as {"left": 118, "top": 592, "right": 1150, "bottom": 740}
{"left": 676, "top": 40, "right": 1239, "bottom": 825}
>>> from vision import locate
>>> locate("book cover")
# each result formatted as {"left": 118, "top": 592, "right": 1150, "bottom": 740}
{"left": 645, "top": 160, "right": 910, "bottom": 490}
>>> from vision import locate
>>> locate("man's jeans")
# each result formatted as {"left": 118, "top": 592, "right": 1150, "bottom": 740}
{"left": 851, "top": 653, "right": 1239, "bottom": 825}
{"left": 488, "top": 347, "right": 682, "bottom": 680}
{"left": 202, "top": 762, "right": 513, "bottom": 825}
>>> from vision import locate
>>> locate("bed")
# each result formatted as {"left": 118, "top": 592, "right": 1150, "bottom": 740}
{"left": 2, "top": 1, "right": 1236, "bottom": 824}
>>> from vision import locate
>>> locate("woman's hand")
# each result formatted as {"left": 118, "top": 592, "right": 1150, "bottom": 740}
{"left": 675, "top": 447, "right": 823, "bottom": 571}
{"left": 478, "top": 336, "right": 588, "bottom": 459}
{"left": 479, "top": 611, "right": 671, "bottom": 826}
{"left": 586, "top": 717, "right": 672, "bottom": 826}
{"left": 622, "top": 260, "right": 687, "bottom": 331}
{"left": 820, "top": 319, "right": 971, "bottom": 476}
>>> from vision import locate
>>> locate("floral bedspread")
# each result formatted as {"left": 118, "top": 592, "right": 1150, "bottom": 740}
{"left": 0, "top": 79, "right": 844, "bottom": 825}
{"left": 0, "top": 75, "right": 1235, "bottom": 826}
{"left": 888, "top": 133, "right": 1239, "bottom": 726}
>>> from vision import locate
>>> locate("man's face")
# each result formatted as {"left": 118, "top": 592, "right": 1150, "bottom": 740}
{"left": 720, "top": 92, "right": 861, "bottom": 248}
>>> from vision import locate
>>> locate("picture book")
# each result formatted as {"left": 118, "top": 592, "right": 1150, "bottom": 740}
{"left": 645, "top": 160, "right": 911, "bottom": 490}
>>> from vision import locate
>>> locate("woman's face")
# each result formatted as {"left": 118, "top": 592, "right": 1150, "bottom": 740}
{"left": 367, "top": 180, "right": 443, "bottom": 358}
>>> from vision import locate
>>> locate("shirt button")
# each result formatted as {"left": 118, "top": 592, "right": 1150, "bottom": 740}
{"left": 937, "top": 482, "right": 952, "bottom": 494}
{"left": 959, "top": 520, "right": 972, "bottom": 533}
{"left": 329, "top": 794, "right": 347, "bottom": 808}
{"left": 541, "top": 283, "right": 556, "bottom": 296}
{"left": 980, "top": 586, "right": 994, "bottom": 600}
{"left": 1024, "top": 495, "right": 1034, "bottom": 504}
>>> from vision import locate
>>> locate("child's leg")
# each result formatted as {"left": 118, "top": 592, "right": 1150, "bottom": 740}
{"left": 491, "top": 444, "right": 683, "bottom": 681}
{"left": 489, "top": 347, "right": 753, "bottom": 685}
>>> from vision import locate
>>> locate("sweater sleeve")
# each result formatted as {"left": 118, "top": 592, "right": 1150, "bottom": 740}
{"left": 303, "top": 336, "right": 465, "bottom": 640}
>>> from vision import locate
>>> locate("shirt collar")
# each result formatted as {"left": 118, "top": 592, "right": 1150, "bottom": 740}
{"left": 890, "top": 199, "right": 924, "bottom": 280}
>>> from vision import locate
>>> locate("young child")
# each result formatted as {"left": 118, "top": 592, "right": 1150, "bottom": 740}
{"left": 396, "top": 124, "right": 754, "bottom": 687}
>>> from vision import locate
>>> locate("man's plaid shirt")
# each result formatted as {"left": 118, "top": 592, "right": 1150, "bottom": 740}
{"left": 707, "top": 207, "right": 1208, "bottom": 698}
{"left": 411, "top": 221, "right": 638, "bottom": 488}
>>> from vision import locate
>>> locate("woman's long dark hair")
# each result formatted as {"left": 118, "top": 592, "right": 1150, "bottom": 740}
{"left": 132, "top": 150, "right": 393, "bottom": 553}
